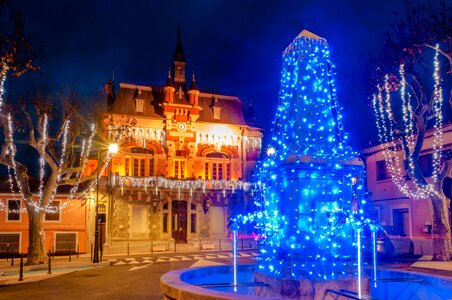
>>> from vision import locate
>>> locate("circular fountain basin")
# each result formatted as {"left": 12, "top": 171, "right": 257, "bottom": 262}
{"left": 160, "top": 264, "right": 280, "bottom": 299}
{"left": 160, "top": 264, "right": 364, "bottom": 299}
{"left": 161, "top": 264, "right": 452, "bottom": 300}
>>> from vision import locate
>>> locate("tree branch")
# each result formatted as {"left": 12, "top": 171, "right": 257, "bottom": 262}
{"left": 416, "top": 43, "right": 452, "bottom": 74}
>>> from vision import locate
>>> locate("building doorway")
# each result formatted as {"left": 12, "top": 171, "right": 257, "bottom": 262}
{"left": 393, "top": 208, "right": 410, "bottom": 235}
{"left": 172, "top": 201, "right": 187, "bottom": 243}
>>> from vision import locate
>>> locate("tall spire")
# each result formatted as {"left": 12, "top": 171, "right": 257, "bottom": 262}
{"left": 173, "top": 26, "right": 185, "bottom": 62}
{"left": 172, "top": 26, "right": 187, "bottom": 84}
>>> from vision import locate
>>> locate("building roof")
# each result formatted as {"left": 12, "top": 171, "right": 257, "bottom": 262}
{"left": 108, "top": 83, "right": 248, "bottom": 125}
{"left": 108, "top": 83, "right": 164, "bottom": 119}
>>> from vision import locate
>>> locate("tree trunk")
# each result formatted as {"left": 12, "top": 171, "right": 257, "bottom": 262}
{"left": 26, "top": 207, "right": 47, "bottom": 265}
{"left": 431, "top": 193, "right": 452, "bottom": 261}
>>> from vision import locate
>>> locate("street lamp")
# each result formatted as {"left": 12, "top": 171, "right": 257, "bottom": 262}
{"left": 93, "top": 143, "right": 118, "bottom": 263}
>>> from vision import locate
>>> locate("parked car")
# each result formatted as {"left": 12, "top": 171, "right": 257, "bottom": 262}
{"left": 363, "top": 225, "right": 414, "bottom": 260}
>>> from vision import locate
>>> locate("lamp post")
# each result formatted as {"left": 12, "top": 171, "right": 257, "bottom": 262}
{"left": 93, "top": 143, "right": 118, "bottom": 263}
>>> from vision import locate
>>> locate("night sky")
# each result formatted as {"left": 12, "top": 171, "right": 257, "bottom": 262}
{"left": 16, "top": 0, "right": 406, "bottom": 150}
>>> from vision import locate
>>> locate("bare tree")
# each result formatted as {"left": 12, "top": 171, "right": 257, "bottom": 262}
{"left": 0, "top": 87, "right": 113, "bottom": 264}
{"left": 371, "top": 0, "right": 452, "bottom": 261}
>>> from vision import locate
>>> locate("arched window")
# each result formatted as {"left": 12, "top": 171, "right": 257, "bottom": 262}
{"left": 125, "top": 147, "right": 154, "bottom": 177}
{"left": 205, "top": 152, "right": 231, "bottom": 180}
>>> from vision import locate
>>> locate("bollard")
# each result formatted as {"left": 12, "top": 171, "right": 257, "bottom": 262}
{"left": 11, "top": 249, "right": 14, "bottom": 266}
{"left": 47, "top": 251, "right": 52, "bottom": 274}
{"left": 18, "top": 254, "right": 24, "bottom": 281}
{"left": 90, "top": 243, "right": 93, "bottom": 261}
{"left": 69, "top": 245, "right": 72, "bottom": 262}
{"left": 127, "top": 243, "right": 130, "bottom": 255}
{"left": 6, "top": 245, "right": 9, "bottom": 261}
{"left": 219, "top": 239, "right": 221, "bottom": 251}
{"left": 77, "top": 245, "right": 79, "bottom": 258}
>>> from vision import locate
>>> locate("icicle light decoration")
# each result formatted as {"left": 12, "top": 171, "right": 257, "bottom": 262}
{"left": 116, "top": 175, "right": 252, "bottom": 192}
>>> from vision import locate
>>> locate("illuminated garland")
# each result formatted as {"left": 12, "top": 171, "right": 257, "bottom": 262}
{"left": 38, "top": 114, "right": 48, "bottom": 203}
{"left": 431, "top": 44, "right": 443, "bottom": 183}
{"left": 399, "top": 64, "right": 415, "bottom": 174}
{"left": 116, "top": 175, "right": 252, "bottom": 192}
{"left": 0, "top": 63, "right": 8, "bottom": 112}
{"left": 67, "top": 124, "right": 96, "bottom": 202}
{"left": 46, "top": 120, "right": 70, "bottom": 211}
{"left": 6, "top": 114, "right": 27, "bottom": 206}
{"left": 109, "top": 126, "right": 165, "bottom": 147}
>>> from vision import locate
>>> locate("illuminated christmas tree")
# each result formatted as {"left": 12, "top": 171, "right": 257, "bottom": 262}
{"left": 251, "top": 30, "right": 366, "bottom": 290}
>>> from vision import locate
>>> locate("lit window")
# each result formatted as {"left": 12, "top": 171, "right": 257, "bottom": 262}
{"left": 226, "top": 164, "right": 231, "bottom": 180}
{"left": 125, "top": 158, "right": 130, "bottom": 176}
{"left": 7, "top": 200, "right": 20, "bottom": 221}
{"left": 149, "top": 158, "right": 154, "bottom": 176}
{"left": 174, "top": 150, "right": 186, "bottom": 179}
{"left": 136, "top": 99, "right": 144, "bottom": 113}
{"left": 126, "top": 147, "right": 154, "bottom": 177}
{"left": 213, "top": 107, "right": 221, "bottom": 120}
{"left": 205, "top": 152, "right": 230, "bottom": 180}
{"left": 204, "top": 162, "right": 209, "bottom": 179}
{"left": 213, "top": 163, "right": 218, "bottom": 180}
{"left": 45, "top": 201, "right": 61, "bottom": 221}
{"left": 174, "top": 160, "right": 185, "bottom": 179}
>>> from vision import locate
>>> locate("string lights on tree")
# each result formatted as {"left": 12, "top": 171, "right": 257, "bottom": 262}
{"left": 372, "top": 44, "right": 444, "bottom": 200}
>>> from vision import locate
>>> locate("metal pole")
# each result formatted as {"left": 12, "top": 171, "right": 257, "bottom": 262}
{"left": 47, "top": 251, "right": 52, "bottom": 274}
{"left": 233, "top": 229, "right": 238, "bottom": 292}
{"left": 356, "top": 228, "right": 362, "bottom": 299}
{"left": 18, "top": 254, "right": 24, "bottom": 281}
{"left": 372, "top": 229, "right": 377, "bottom": 288}
{"left": 100, "top": 222, "right": 103, "bottom": 262}
{"left": 93, "top": 149, "right": 100, "bottom": 263}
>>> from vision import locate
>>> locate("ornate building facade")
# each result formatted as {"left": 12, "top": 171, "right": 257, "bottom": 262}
{"left": 100, "top": 30, "right": 263, "bottom": 253}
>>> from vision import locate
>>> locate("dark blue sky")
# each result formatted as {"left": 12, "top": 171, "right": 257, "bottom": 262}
{"left": 16, "top": 0, "right": 405, "bottom": 150}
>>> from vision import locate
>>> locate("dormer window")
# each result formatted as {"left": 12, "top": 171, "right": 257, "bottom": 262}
{"left": 213, "top": 107, "right": 221, "bottom": 120}
{"left": 135, "top": 89, "right": 144, "bottom": 112}
{"left": 136, "top": 98, "right": 144, "bottom": 112}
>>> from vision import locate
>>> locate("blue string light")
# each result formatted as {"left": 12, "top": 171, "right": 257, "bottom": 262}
{"left": 234, "top": 32, "right": 372, "bottom": 280}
